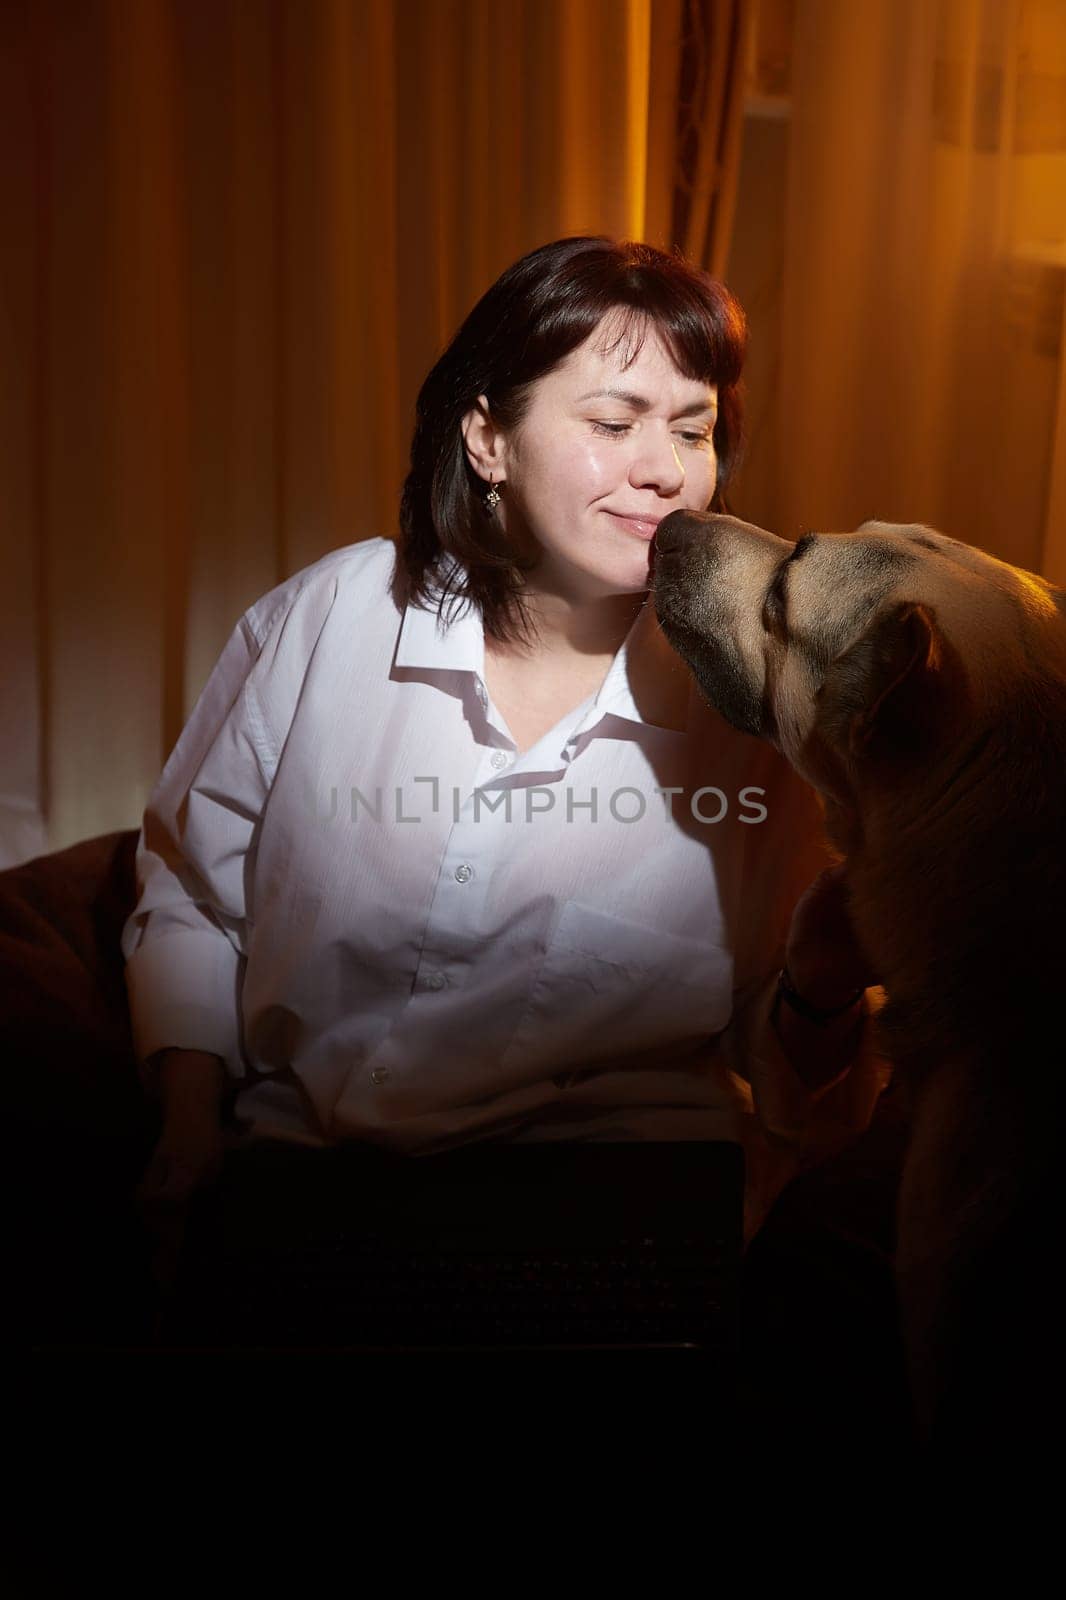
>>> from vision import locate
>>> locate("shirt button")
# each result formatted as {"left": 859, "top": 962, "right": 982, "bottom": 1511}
{"left": 370, "top": 1067, "right": 389, "bottom": 1084}
{"left": 475, "top": 682, "right": 488, "bottom": 707}
{"left": 454, "top": 863, "right": 473, "bottom": 883}
{"left": 490, "top": 750, "right": 509, "bottom": 770}
{"left": 425, "top": 972, "right": 446, "bottom": 990}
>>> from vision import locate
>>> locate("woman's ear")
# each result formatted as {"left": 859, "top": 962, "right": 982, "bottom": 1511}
{"left": 460, "top": 395, "right": 507, "bottom": 484}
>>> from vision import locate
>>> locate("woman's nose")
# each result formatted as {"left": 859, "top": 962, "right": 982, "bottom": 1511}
{"left": 629, "top": 426, "right": 685, "bottom": 493}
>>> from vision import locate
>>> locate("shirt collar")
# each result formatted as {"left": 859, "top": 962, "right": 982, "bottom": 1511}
{"left": 392, "top": 554, "right": 689, "bottom": 735}
{"left": 393, "top": 553, "right": 484, "bottom": 678}
{"left": 591, "top": 596, "right": 690, "bottom": 735}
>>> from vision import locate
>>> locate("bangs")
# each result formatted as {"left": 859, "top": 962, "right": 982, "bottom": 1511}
{"left": 588, "top": 288, "right": 744, "bottom": 391}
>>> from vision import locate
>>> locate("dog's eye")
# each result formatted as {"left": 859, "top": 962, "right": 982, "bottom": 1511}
{"left": 763, "top": 538, "right": 816, "bottom": 638}
{"left": 763, "top": 568, "right": 788, "bottom": 636}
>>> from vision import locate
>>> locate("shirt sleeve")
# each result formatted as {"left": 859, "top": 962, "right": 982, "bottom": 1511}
{"left": 719, "top": 739, "right": 892, "bottom": 1189}
{"left": 120, "top": 570, "right": 339, "bottom": 1093}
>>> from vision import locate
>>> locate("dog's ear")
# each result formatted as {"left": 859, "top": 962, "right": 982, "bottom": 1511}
{"left": 815, "top": 601, "right": 941, "bottom": 759}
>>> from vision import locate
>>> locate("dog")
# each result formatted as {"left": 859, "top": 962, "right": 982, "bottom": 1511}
{"left": 651, "top": 510, "right": 1066, "bottom": 1454}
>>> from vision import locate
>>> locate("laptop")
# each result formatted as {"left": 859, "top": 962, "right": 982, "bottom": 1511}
{"left": 157, "top": 1137, "right": 744, "bottom": 1359}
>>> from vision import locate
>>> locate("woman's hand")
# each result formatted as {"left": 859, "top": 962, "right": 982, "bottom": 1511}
{"left": 784, "top": 862, "right": 878, "bottom": 1010}
{"left": 136, "top": 1107, "right": 225, "bottom": 1213}
{"left": 135, "top": 1107, "right": 225, "bottom": 1301}
{"left": 135, "top": 1049, "right": 228, "bottom": 1297}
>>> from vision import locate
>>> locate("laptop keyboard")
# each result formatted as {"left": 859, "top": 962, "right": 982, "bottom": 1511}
{"left": 159, "top": 1140, "right": 745, "bottom": 1352}
{"left": 168, "top": 1235, "right": 737, "bottom": 1350}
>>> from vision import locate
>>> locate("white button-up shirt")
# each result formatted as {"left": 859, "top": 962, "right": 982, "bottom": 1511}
{"left": 121, "top": 537, "right": 888, "bottom": 1241}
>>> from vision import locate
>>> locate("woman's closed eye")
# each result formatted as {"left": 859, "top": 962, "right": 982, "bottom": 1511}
{"left": 590, "top": 421, "right": 712, "bottom": 447}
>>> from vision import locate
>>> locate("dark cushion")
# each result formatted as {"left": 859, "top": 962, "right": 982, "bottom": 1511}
{"left": 0, "top": 828, "right": 151, "bottom": 1150}
{"left": 2, "top": 829, "right": 165, "bottom": 1345}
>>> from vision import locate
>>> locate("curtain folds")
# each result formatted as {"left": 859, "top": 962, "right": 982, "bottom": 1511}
{"left": 775, "top": 0, "right": 1066, "bottom": 581}
{"left": 1, "top": 0, "right": 748, "bottom": 865}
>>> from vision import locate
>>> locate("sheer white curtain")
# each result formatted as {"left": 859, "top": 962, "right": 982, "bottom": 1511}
{"left": 773, "top": 0, "right": 1066, "bottom": 577}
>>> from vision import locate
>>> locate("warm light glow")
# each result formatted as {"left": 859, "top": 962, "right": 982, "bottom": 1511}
{"left": 1014, "top": 568, "right": 1063, "bottom": 618}
{"left": 626, "top": 0, "right": 651, "bottom": 240}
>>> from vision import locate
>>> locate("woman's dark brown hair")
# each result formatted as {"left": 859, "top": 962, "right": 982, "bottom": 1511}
{"left": 394, "top": 235, "right": 747, "bottom": 647}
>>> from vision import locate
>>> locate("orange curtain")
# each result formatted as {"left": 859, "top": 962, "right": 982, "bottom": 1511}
{"left": 773, "top": 0, "right": 1066, "bottom": 576}
{"left": 0, "top": 0, "right": 750, "bottom": 866}
{"left": 647, "top": 0, "right": 753, "bottom": 276}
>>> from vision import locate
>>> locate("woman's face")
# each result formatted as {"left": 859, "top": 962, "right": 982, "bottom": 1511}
{"left": 479, "top": 316, "right": 719, "bottom": 605}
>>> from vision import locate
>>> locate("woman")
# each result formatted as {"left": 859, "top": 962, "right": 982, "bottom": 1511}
{"left": 124, "top": 236, "right": 887, "bottom": 1265}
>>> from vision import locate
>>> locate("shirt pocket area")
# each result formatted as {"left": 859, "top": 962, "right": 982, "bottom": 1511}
{"left": 500, "top": 899, "right": 734, "bottom": 1079}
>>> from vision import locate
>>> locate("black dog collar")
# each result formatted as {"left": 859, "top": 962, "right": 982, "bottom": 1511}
{"left": 777, "top": 966, "right": 865, "bottom": 1025}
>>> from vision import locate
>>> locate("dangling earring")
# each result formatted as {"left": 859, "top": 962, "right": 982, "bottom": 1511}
{"left": 484, "top": 476, "right": 502, "bottom": 512}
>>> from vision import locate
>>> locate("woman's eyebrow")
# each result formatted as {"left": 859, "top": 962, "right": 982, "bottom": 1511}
{"left": 576, "top": 387, "right": 718, "bottom": 417}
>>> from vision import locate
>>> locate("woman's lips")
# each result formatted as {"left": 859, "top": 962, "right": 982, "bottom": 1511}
{"left": 605, "top": 511, "right": 659, "bottom": 541}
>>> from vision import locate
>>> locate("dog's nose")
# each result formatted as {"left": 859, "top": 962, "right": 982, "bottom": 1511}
{"left": 654, "top": 509, "right": 715, "bottom": 551}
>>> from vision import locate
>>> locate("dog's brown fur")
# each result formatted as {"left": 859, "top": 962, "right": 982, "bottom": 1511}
{"left": 653, "top": 511, "right": 1066, "bottom": 1452}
